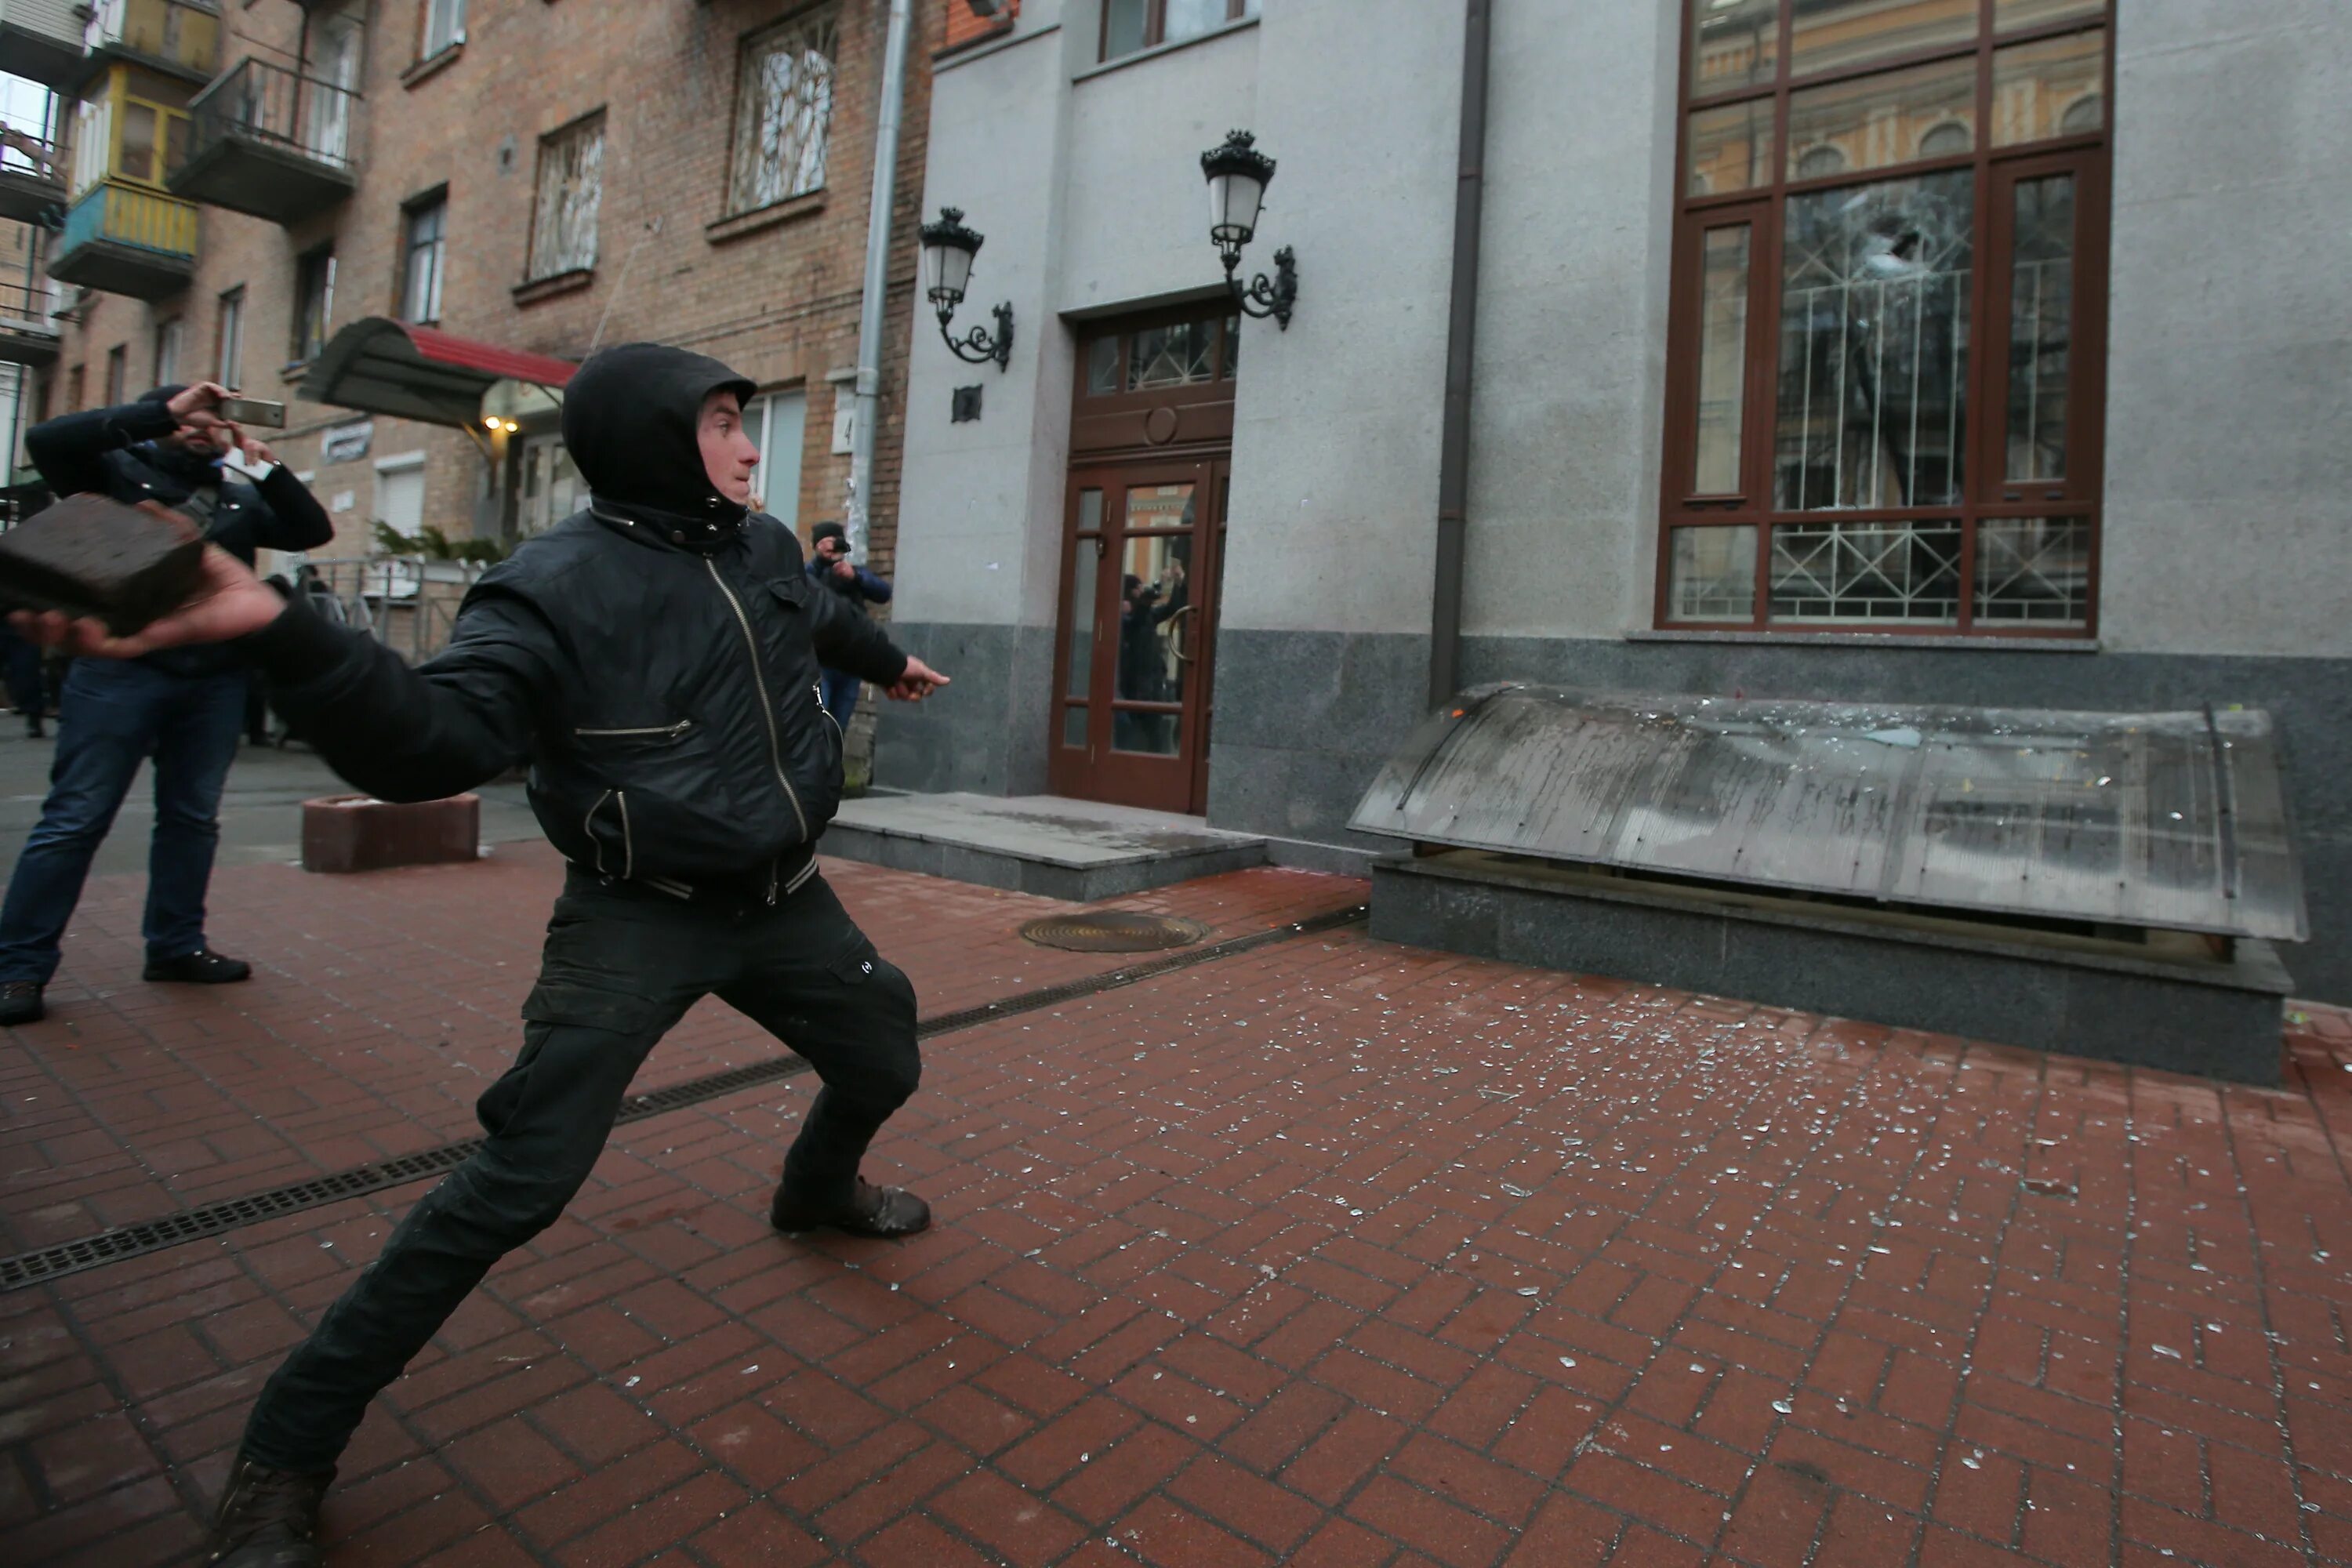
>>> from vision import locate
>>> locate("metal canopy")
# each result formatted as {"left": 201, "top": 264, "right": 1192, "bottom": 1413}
{"left": 299, "top": 318, "right": 576, "bottom": 428}
{"left": 1351, "top": 686, "right": 2307, "bottom": 942}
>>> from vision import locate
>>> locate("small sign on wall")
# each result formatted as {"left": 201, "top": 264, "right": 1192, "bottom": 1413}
{"left": 321, "top": 420, "right": 374, "bottom": 463}
{"left": 831, "top": 406, "right": 856, "bottom": 455}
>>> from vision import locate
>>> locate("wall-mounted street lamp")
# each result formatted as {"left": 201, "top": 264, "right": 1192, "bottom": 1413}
{"left": 918, "top": 207, "right": 1014, "bottom": 371}
{"left": 1200, "top": 129, "right": 1297, "bottom": 329}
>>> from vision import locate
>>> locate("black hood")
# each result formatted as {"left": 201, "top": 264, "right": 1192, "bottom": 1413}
{"left": 561, "top": 343, "right": 757, "bottom": 524}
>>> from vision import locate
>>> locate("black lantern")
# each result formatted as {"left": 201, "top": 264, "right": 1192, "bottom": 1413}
{"left": 1200, "top": 130, "right": 1296, "bottom": 329}
{"left": 919, "top": 207, "right": 1014, "bottom": 370}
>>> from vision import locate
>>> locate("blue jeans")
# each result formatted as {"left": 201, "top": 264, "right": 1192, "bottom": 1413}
{"left": 820, "top": 669, "right": 862, "bottom": 728}
{"left": 0, "top": 659, "right": 248, "bottom": 983}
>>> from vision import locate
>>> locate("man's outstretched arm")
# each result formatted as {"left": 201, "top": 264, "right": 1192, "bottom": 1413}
{"left": 13, "top": 545, "right": 552, "bottom": 800}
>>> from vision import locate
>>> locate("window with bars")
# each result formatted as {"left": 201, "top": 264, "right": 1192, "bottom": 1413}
{"left": 1659, "top": 0, "right": 2111, "bottom": 637}
{"left": 528, "top": 113, "right": 603, "bottom": 281}
{"left": 728, "top": 12, "right": 835, "bottom": 216}
{"left": 1101, "top": 0, "right": 1259, "bottom": 62}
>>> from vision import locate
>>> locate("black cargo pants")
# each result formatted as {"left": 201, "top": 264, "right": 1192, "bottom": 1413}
{"left": 238, "top": 866, "right": 920, "bottom": 1472}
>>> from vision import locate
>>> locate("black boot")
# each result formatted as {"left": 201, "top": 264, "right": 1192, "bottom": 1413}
{"left": 143, "top": 948, "right": 253, "bottom": 984}
{"left": 771, "top": 1175, "right": 932, "bottom": 1238}
{"left": 203, "top": 1457, "right": 333, "bottom": 1566}
{"left": 0, "top": 981, "right": 43, "bottom": 1026}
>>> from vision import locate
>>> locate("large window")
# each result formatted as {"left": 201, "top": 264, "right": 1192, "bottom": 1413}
{"left": 1102, "top": 0, "right": 1259, "bottom": 62}
{"left": 401, "top": 192, "right": 446, "bottom": 324}
{"left": 421, "top": 0, "right": 465, "bottom": 59}
{"left": 153, "top": 318, "right": 182, "bottom": 387}
{"left": 1660, "top": 0, "right": 2111, "bottom": 636}
{"left": 728, "top": 13, "right": 835, "bottom": 216}
{"left": 742, "top": 389, "right": 807, "bottom": 531}
{"left": 292, "top": 245, "right": 335, "bottom": 363}
{"left": 528, "top": 112, "right": 604, "bottom": 280}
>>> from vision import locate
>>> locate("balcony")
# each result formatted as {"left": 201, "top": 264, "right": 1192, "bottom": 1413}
{"left": 47, "top": 177, "right": 197, "bottom": 299}
{"left": 0, "top": 130, "right": 66, "bottom": 224}
{"left": 172, "top": 56, "right": 356, "bottom": 224}
{"left": 80, "top": 0, "right": 220, "bottom": 86}
{"left": 0, "top": 278, "right": 60, "bottom": 366}
{"left": 0, "top": 0, "right": 84, "bottom": 88}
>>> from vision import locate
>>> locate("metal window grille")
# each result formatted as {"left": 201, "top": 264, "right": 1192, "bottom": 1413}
{"left": 528, "top": 116, "right": 602, "bottom": 281}
{"left": 728, "top": 13, "right": 835, "bottom": 215}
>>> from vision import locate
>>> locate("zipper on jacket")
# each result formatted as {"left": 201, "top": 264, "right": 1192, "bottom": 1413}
{"left": 585, "top": 789, "right": 613, "bottom": 877}
{"left": 815, "top": 682, "right": 842, "bottom": 742}
{"left": 574, "top": 720, "right": 695, "bottom": 741}
{"left": 616, "top": 791, "right": 633, "bottom": 881}
{"left": 702, "top": 557, "right": 808, "bottom": 898}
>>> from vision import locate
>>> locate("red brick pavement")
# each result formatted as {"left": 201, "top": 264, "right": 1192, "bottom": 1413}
{"left": 4, "top": 845, "right": 2352, "bottom": 1566}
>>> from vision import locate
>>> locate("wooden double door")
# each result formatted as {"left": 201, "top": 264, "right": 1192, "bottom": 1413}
{"left": 1047, "top": 455, "right": 1229, "bottom": 814}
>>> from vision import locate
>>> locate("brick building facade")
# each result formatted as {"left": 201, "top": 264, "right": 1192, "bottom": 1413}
{"left": 24, "top": 0, "right": 941, "bottom": 613}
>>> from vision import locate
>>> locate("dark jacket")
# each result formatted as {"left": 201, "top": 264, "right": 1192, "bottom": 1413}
{"left": 25, "top": 397, "right": 335, "bottom": 677}
{"left": 806, "top": 555, "right": 892, "bottom": 607}
{"left": 242, "top": 343, "right": 910, "bottom": 901}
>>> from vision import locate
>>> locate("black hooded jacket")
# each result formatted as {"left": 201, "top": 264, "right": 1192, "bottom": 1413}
{"left": 243, "top": 343, "right": 910, "bottom": 898}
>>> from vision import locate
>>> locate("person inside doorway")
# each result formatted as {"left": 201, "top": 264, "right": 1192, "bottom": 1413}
{"left": 0, "top": 381, "right": 334, "bottom": 1027}
{"left": 1116, "top": 557, "right": 1187, "bottom": 753}
{"left": 12, "top": 343, "right": 952, "bottom": 1568}
{"left": 805, "top": 519, "right": 893, "bottom": 726}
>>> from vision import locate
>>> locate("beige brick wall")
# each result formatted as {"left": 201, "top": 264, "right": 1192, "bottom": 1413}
{"left": 45, "top": 0, "right": 938, "bottom": 590}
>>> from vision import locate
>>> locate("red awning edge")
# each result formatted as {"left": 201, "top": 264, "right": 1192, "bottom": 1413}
{"left": 299, "top": 318, "right": 577, "bottom": 430}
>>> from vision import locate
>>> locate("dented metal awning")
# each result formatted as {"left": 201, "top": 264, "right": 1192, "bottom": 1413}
{"left": 1350, "top": 686, "right": 2307, "bottom": 942}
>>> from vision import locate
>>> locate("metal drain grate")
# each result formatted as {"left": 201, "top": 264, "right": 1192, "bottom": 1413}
{"left": 1018, "top": 910, "right": 1210, "bottom": 953}
{"left": 0, "top": 902, "right": 1366, "bottom": 1292}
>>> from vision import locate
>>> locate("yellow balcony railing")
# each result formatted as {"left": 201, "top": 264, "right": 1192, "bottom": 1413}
{"left": 60, "top": 176, "right": 197, "bottom": 259}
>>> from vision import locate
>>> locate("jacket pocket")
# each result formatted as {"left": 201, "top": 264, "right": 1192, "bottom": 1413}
{"left": 573, "top": 718, "right": 698, "bottom": 747}
{"left": 581, "top": 789, "right": 633, "bottom": 880}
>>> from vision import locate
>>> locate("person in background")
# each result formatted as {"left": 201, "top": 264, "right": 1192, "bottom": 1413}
{"left": 805, "top": 520, "right": 893, "bottom": 725}
{"left": 0, "top": 619, "right": 44, "bottom": 737}
{"left": 0, "top": 381, "right": 334, "bottom": 1026}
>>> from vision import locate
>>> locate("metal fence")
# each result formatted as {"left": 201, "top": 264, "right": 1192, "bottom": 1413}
{"left": 188, "top": 55, "right": 360, "bottom": 172}
{"left": 296, "top": 555, "right": 486, "bottom": 663}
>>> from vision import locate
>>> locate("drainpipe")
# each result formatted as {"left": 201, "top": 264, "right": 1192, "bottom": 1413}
{"left": 1427, "top": 0, "right": 1492, "bottom": 710}
{"left": 844, "top": 0, "right": 913, "bottom": 561}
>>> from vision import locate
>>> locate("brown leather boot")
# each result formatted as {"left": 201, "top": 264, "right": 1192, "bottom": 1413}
{"left": 770, "top": 1176, "right": 931, "bottom": 1238}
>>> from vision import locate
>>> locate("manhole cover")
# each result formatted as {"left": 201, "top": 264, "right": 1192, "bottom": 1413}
{"left": 1019, "top": 910, "right": 1210, "bottom": 953}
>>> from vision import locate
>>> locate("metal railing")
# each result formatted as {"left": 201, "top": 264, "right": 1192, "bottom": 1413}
{"left": 297, "top": 555, "right": 488, "bottom": 664}
{"left": 0, "top": 278, "right": 58, "bottom": 326}
{"left": 83, "top": 0, "right": 221, "bottom": 76}
{"left": 188, "top": 55, "right": 360, "bottom": 172}
{"left": 0, "top": 127, "right": 62, "bottom": 183}
{"left": 59, "top": 177, "right": 198, "bottom": 258}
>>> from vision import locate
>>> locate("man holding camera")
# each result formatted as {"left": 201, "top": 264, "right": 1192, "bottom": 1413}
{"left": 0, "top": 382, "right": 333, "bottom": 1025}
{"left": 805, "top": 519, "right": 893, "bottom": 726}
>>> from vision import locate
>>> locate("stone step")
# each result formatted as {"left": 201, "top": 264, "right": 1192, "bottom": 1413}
{"left": 822, "top": 792, "right": 1267, "bottom": 902}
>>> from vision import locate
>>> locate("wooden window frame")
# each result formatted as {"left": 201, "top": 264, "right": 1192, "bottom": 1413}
{"left": 1656, "top": 0, "right": 2114, "bottom": 639}
{"left": 1098, "top": 0, "right": 1254, "bottom": 63}
{"left": 524, "top": 108, "right": 605, "bottom": 283}
{"left": 398, "top": 187, "right": 448, "bottom": 325}
{"left": 213, "top": 286, "right": 244, "bottom": 389}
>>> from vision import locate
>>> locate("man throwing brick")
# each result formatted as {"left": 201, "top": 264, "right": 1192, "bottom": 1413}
{"left": 13, "top": 343, "right": 949, "bottom": 1566}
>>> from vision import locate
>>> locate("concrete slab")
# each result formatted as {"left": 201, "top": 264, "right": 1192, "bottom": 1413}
{"left": 822, "top": 791, "right": 1268, "bottom": 900}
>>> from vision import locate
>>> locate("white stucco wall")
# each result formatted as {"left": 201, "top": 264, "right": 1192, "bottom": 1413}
{"left": 2096, "top": 0, "right": 2352, "bottom": 656}
{"left": 900, "top": 0, "right": 2352, "bottom": 657}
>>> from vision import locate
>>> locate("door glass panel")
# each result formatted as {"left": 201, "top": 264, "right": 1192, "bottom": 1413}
{"left": 1993, "top": 31, "right": 2105, "bottom": 147}
{"left": 1687, "top": 99, "right": 1774, "bottom": 197}
{"left": 1690, "top": 0, "right": 1779, "bottom": 96}
{"left": 1777, "top": 169, "right": 1973, "bottom": 510}
{"left": 2006, "top": 173, "right": 2074, "bottom": 483}
{"left": 1976, "top": 517, "right": 2089, "bottom": 627}
{"left": 1770, "top": 520, "right": 1962, "bottom": 625}
{"left": 1790, "top": 0, "right": 1976, "bottom": 78}
{"left": 1127, "top": 321, "right": 1214, "bottom": 390}
{"left": 1693, "top": 225, "right": 1751, "bottom": 494}
{"left": 1666, "top": 526, "right": 1757, "bottom": 622}
{"left": 1065, "top": 494, "right": 1101, "bottom": 701}
{"left": 1995, "top": 0, "right": 2103, "bottom": 33}
{"left": 1085, "top": 336, "right": 1120, "bottom": 396}
{"left": 1788, "top": 55, "right": 1975, "bottom": 180}
{"left": 1062, "top": 705, "right": 1088, "bottom": 750}
{"left": 1116, "top": 531, "right": 1193, "bottom": 740}
{"left": 1221, "top": 315, "right": 1240, "bottom": 379}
